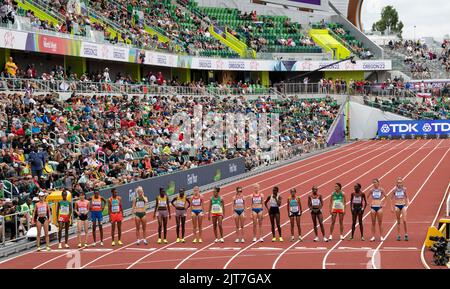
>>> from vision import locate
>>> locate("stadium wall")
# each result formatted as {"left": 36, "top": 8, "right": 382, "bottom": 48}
{"left": 349, "top": 101, "right": 411, "bottom": 140}
{"left": 90, "top": 158, "right": 246, "bottom": 211}
{"left": 324, "top": 70, "right": 364, "bottom": 82}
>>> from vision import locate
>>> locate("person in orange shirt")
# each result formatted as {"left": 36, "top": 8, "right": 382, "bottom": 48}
{"left": 89, "top": 189, "right": 106, "bottom": 246}
{"left": 108, "top": 188, "right": 123, "bottom": 246}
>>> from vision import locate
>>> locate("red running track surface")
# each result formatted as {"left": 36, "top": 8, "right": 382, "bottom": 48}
{"left": 0, "top": 139, "right": 448, "bottom": 269}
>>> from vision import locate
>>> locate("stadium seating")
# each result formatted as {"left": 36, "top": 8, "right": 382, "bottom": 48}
{"left": 191, "top": 4, "right": 322, "bottom": 54}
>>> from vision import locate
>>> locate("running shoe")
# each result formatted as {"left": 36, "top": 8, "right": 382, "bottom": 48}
{"left": 298, "top": 236, "right": 303, "bottom": 242}
{"left": 252, "top": 237, "right": 257, "bottom": 242}
{"left": 83, "top": 243, "right": 87, "bottom": 249}
{"left": 241, "top": 238, "right": 245, "bottom": 243}
{"left": 65, "top": 244, "right": 70, "bottom": 249}
{"left": 220, "top": 238, "right": 224, "bottom": 243}
{"left": 328, "top": 235, "right": 333, "bottom": 241}
{"left": 100, "top": 242, "right": 104, "bottom": 246}
{"left": 235, "top": 238, "right": 240, "bottom": 243}
{"left": 58, "top": 243, "right": 62, "bottom": 249}
{"left": 313, "top": 237, "right": 320, "bottom": 242}
{"left": 163, "top": 239, "right": 168, "bottom": 244}
{"left": 278, "top": 237, "right": 284, "bottom": 242}
{"left": 118, "top": 240, "right": 123, "bottom": 246}
{"left": 348, "top": 236, "right": 353, "bottom": 241}
{"left": 112, "top": 241, "right": 115, "bottom": 246}
{"left": 215, "top": 238, "right": 219, "bottom": 243}
{"left": 78, "top": 243, "right": 82, "bottom": 248}
{"left": 137, "top": 239, "right": 141, "bottom": 245}
{"left": 290, "top": 236, "right": 295, "bottom": 242}
{"left": 193, "top": 238, "right": 197, "bottom": 243}
{"left": 272, "top": 237, "right": 276, "bottom": 242}
{"left": 404, "top": 234, "right": 409, "bottom": 241}
{"left": 157, "top": 238, "right": 162, "bottom": 244}
{"left": 176, "top": 238, "right": 180, "bottom": 243}
{"left": 259, "top": 238, "right": 264, "bottom": 242}
{"left": 381, "top": 237, "right": 385, "bottom": 241}
{"left": 46, "top": 246, "right": 51, "bottom": 252}
{"left": 361, "top": 236, "right": 365, "bottom": 241}
{"left": 370, "top": 237, "right": 375, "bottom": 242}
{"left": 92, "top": 243, "right": 96, "bottom": 247}
{"left": 37, "top": 246, "right": 41, "bottom": 252}
{"left": 340, "top": 235, "right": 345, "bottom": 240}
{"left": 143, "top": 239, "right": 148, "bottom": 245}
{"left": 181, "top": 239, "right": 185, "bottom": 243}
{"left": 396, "top": 235, "right": 401, "bottom": 241}
{"left": 323, "top": 237, "right": 329, "bottom": 242}
{"left": 198, "top": 239, "right": 203, "bottom": 243}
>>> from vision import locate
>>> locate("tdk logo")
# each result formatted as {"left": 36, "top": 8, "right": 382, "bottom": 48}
{"left": 229, "top": 163, "right": 237, "bottom": 173}
{"left": 382, "top": 123, "right": 419, "bottom": 133}
{"left": 187, "top": 173, "right": 198, "bottom": 185}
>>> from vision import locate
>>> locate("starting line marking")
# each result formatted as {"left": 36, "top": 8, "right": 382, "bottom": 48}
{"left": 251, "top": 247, "right": 283, "bottom": 251}
{"left": 125, "top": 248, "right": 157, "bottom": 252}
{"left": 167, "top": 248, "right": 197, "bottom": 251}
{"left": 42, "top": 248, "right": 113, "bottom": 253}
{"left": 383, "top": 247, "right": 418, "bottom": 250}
{"left": 296, "top": 246, "right": 327, "bottom": 249}
{"left": 209, "top": 247, "right": 242, "bottom": 251}
{"left": 338, "top": 247, "right": 372, "bottom": 250}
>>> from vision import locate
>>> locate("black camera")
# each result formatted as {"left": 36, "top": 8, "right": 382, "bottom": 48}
{"left": 429, "top": 236, "right": 449, "bottom": 266}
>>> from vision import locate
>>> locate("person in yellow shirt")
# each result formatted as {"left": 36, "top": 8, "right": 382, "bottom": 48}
{"left": 5, "top": 57, "right": 18, "bottom": 77}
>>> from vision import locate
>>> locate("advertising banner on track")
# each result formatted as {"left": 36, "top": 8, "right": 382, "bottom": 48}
{"left": 377, "top": 120, "right": 450, "bottom": 138}
{"left": 89, "top": 157, "right": 246, "bottom": 211}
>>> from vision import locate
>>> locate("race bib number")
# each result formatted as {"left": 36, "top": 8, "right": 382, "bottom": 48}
{"left": 353, "top": 197, "right": 362, "bottom": 204}
{"left": 176, "top": 200, "right": 185, "bottom": 208}
{"left": 136, "top": 201, "right": 145, "bottom": 209}
{"left": 38, "top": 206, "right": 46, "bottom": 215}
{"left": 311, "top": 199, "right": 320, "bottom": 206}
{"left": 334, "top": 201, "right": 344, "bottom": 210}
{"left": 290, "top": 205, "right": 299, "bottom": 213}
{"left": 372, "top": 191, "right": 381, "bottom": 199}
{"left": 79, "top": 207, "right": 87, "bottom": 214}
{"left": 212, "top": 204, "right": 222, "bottom": 213}
{"left": 60, "top": 206, "right": 70, "bottom": 215}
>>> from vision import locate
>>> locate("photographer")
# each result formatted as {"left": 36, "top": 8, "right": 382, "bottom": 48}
{"left": 3, "top": 198, "right": 18, "bottom": 240}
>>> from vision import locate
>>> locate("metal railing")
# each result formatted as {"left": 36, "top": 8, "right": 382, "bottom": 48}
{"left": 1, "top": 210, "right": 31, "bottom": 246}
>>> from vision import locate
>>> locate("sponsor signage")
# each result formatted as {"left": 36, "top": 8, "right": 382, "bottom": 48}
{"left": 377, "top": 120, "right": 450, "bottom": 137}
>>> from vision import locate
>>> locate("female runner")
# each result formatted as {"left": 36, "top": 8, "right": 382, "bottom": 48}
{"left": 233, "top": 186, "right": 245, "bottom": 243}
{"left": 349, "top": 183, "right": 367, "bottom": 240}
{"left": 171, "top": 188, "right": 190, "bottom": 243}
{"left": 89, "top": 189, "right": 106, "bottom": 246}
{"left": 308, "top": 186, "right": 327, "bottom": 242}
{"left": 367, "top": 178, "right": 387, "bottom": 241}
{"left": 208, "top": 187, "right": 225, "bottom": 243}
{"left": 132, "top": 186, "right": 148, "bottom": 245}
{"left": 391, "top": 177, "right": 410, "bottom": 241}
{"left": 57, "top": 190, "right": 72, "bottom": 249}
{"left": 251, "top": 184, "right": 264, "bottom": 242}
{"left": 287, "top": 188, "right": 302, "bottom": 242}
{"left": 154, "top": 187, "right": 171, "bottom": 244}
{"left": 108, "top": 188, "right": 123, "bottom": 246}
{"left": 329, "top": 183, "right": 346, "bottom": 241}
{"left": 75, "top": 191, "right": 89, "bottom": 248}
{"left": 32, "top": 192, "right": 51, "bottom": 251}
{"left": 265, "top": 186, "right": 283, "bottom": 242}
{"left": 190, "top": 186, "right": 204, "bottom": 243}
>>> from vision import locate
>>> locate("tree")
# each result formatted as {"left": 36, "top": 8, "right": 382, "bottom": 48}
{"left": 372, "top": 6, "right": 403, "bottom": 37}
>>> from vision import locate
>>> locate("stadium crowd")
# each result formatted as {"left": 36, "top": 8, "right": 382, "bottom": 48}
{"left": 386, "top": 39, "right": 450, "bottom": 79}
{"left": 0, "top": 89, "right": 337, "bottom": 213}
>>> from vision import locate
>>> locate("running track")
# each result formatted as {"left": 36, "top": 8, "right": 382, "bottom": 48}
{"left": 1, "top": 139, "right": 449, "bottom": 269}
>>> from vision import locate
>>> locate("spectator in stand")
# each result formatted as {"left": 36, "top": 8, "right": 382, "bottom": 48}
{"left": 5, "top": 57, "right": 18, "bottom": 78}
